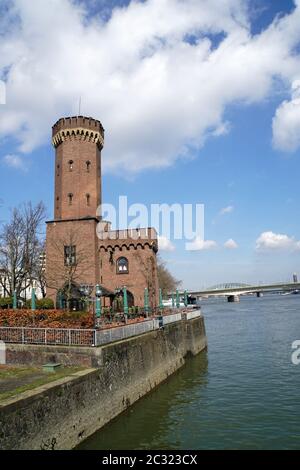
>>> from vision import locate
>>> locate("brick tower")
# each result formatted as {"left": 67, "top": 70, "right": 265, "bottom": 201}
{"left": 52, "top": 116, "right": 104, "bottom": 219}
{"left": 46, "top": 116, "right": 104, "bottom": 305}
{"left": 46, "top": 115, "right": 159, "bottom": 309}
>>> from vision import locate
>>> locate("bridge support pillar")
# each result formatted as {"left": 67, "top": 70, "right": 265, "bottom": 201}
{"left": 256, "top": 292, "right": 263, "bottom": 298}
{"left": 228, "top": 295, "right": 240, "bottom": 303}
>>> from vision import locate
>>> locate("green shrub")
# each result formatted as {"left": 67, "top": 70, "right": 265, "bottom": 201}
{"left": 25, "top": 297, "right": 54, "bottom": 310}
{"left": 0, "top": 297, "right": 13, "bottom": 309}
{"left": 36, "top": 298, "right": 54, "bottom": 309}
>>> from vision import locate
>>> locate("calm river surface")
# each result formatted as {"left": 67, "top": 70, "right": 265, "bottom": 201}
{"left": 78, "top": 295, "right": 300, "bottom": 450}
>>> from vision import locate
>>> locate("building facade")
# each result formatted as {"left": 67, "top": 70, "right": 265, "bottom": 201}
{"left": 46, "top": 116, "right": 159, "bottom": 308}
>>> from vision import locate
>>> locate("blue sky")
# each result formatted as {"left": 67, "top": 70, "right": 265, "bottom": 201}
{"left": 1, "top": 0, "right": 300, "bottom": 289}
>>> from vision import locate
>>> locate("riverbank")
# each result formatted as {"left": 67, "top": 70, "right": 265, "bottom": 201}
{"left": 0, "top": 315, "right": 207, "bottom": 450}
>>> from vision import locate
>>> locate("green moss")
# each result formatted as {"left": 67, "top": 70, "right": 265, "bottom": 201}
{"left": 0, "top": 366, "right": 85, "bottom": 402}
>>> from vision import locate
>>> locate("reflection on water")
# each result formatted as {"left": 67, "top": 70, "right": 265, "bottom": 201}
{"left": 78, "top": 295, "right": 300, "bottom": 450}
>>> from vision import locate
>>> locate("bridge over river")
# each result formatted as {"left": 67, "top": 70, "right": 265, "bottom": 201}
{"left": 186, "top": 282, "right": 300, "bottom": 302}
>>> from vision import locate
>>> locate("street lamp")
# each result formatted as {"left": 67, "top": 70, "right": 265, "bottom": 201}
{"left": 176, "top": 289, "right": 180, "bottom": 309}
{"left": 13, "top": 290, "right": 17, "bottom": 310}
{"left": 159, "top": 288, "right": 164, "bottom": 310}
{"left": 123, "top": 286, "right": 129, "bottom": 320}
{"left": 95, "top": 284, "right": 102, "bottom": 323}
{"left": 144, "top": 287, "right": 149, "bottom": 316}
{"left": 184, "top": 290, "right": 188, "bottom": 308}
{"left": 31, "top": 280, "right": 37, "bottom": 311}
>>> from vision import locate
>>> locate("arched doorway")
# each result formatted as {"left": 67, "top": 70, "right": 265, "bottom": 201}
{"left": 112, "top": 289, "right": 134, "bottom": 312}
{"left": 56, "top": 282, "right": 85, "bottom": 311}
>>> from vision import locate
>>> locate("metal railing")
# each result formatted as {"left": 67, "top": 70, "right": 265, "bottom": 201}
{"left": 0, "top": 311, "right": 201, "bottom": 348}
{"left": 0, "top": 327, "right": 96, "bottom": 347}
{"left": 95, "top": 319, "right": 159, "bottom": 346}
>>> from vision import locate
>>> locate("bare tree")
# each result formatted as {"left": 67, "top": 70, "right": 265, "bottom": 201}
{"left": 46, "top": 227, "right": 91, "bottom": 306}
{"left": 0, "top": 201, "right": 46, "bottom": 297}
{"left": 132, "top": 251, "right": 158, "bottom": 309}
{"left": 157, "top": 256, "right": 181, "bottom": 296}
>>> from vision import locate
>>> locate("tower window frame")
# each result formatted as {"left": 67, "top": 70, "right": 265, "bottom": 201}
{"left": 68, "top": 160, "right": 74, "bottom": 171}
{"left": 64, "top": 245, "right": 76, "bottom": 266}
{"left": 68, "top": 193, "right": 73, "bottom": 205}
{"left": 86, "top": 193, "right": 90, "bottom": 206}
{"left": 86, "top": 160, "right": 91, "bottom": 172}
{"left": 116, "top": 257, "right": 129, "bottom": 274}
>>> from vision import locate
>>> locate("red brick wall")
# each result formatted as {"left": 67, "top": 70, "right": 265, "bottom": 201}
{"left": 46, "top": 218, "right": 100, "bottom": 302}
{"left": 99, "top": 240, "right": 159, "bottom": 308}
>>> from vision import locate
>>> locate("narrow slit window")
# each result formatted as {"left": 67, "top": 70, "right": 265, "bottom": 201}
{"left": 64, "top": 246, "right": 76, "bottom": 266}
{"left": 68, "top": 193, "right": 73, "bottom": 205}
{"left": 86, "top": 160, "right": 91, "bottom": 172}
{"left": 68, "top": 160, "right": 74, "bottom": 171}
{"left": 86, "top": 193, "right": 90, "bottom": 206}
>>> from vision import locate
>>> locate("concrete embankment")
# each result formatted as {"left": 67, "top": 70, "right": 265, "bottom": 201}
{"left": 0, "top": 316, "right": 207, "bottom": 450}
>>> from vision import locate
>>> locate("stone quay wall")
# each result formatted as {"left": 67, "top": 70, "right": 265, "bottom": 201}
{"left": 0, "top": 316, "right": 207, "bottom": 450}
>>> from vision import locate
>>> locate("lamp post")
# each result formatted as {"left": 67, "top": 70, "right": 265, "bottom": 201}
{"left": 95, "top": 285, "right": 102, "bottom": 322}
{"left": 79, "top": 284, "right": 93, "bottom": 309}
{"left": 176, "top": 289, "right": 180, "bottom": 309}
{"left": 144, "top": 287, "right": 149, "bottom": 316}
{"left": 58, "top": 291, "right": 63, "bottom": 310}
{"left": 184, "top": 290, "right": 188, "bottom": 308}
{"left": 171, "top": 292, "right": 175, "bottom": 308}
{"left": 13, "top": 290, "right": 17, "bottom": 310}
{"left": 159, "top": 288, "right": 164, "bottom": 310}
{"left": 123, "top": 286, "right": 128, "bottom": 321}
{"left": 31, "top": 281, "right": 36, "bottom": 311}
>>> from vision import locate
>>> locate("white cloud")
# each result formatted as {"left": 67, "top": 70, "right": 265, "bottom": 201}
{"left": 186, "top": 237, "right": 218, "bottom": 251}
{"left": 273, "top": 80, "right": 300, "bottom": 152}
{"left": 220, "top": 205, "right": 234, "bottom": 215}
{"left": 2, "top": 154, "right": 28, "bottom": 171}
{"left": 0, "top": 1, "right": 300, "bottom": 174}
{"left": 255, "top": 231, "right": 300, "bottom": 251}
{"left": 158, "top": 235, "right": 175, "bottom": 252}
{"left": 224, "top": 238, "right": 238, "bottom": 249}
{"left": 0, "top": 80, "right": 6, "bottom": 105}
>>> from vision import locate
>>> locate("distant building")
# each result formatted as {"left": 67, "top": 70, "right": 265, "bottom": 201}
{"left": 293, "top": 273, "right": 298, "bottom": 283}
{"left": 0, "top": 270, "right": 44, "bottom": 301}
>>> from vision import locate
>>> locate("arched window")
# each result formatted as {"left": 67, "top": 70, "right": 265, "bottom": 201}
{"left": 86, "top": 193, "right": 90, "bottom": 206}
{"left": 86, "top": 160, "right": 91, "bottom": 172}
{"left": 116, "top": 257, "right": 129, "bottom": 274}
{"left": 68, "top": 160, "right": 74, "bottom": 171}
{"left": 68, "top": 193, "right": 73, "bottom": 205}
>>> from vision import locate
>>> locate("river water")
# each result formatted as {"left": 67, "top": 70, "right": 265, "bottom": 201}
{"left": 78, "top": 295, "right": 300, "bottom": 450}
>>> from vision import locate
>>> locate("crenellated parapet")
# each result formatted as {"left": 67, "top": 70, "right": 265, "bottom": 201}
{"left": 98, "top": 228, "right": 158, "bottom": 253}
{"left": 52, "top": 116, "right": 105, "bottom": 149}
